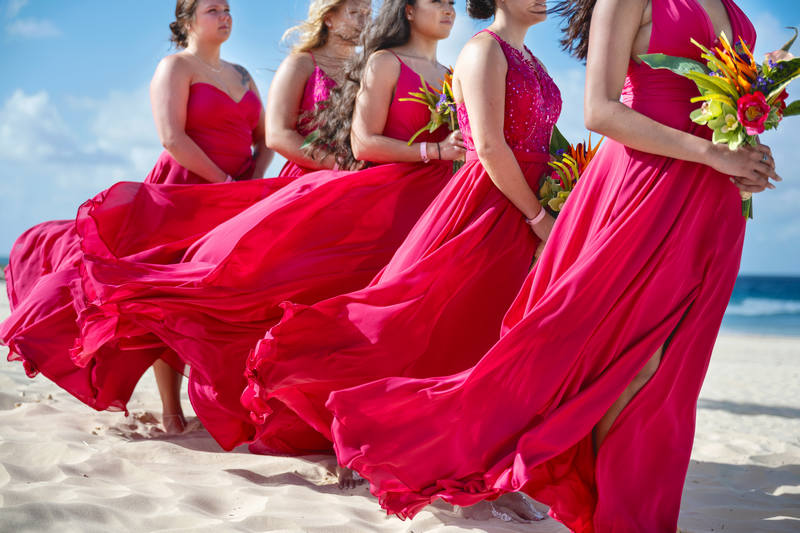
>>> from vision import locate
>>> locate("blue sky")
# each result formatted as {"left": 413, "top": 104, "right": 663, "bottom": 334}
{"left": 1, "top": 0, "right": 798, "bottom": 274}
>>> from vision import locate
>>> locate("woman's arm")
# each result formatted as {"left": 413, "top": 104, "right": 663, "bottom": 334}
{"left": 584, "top": 0, "right": 778, "bottom": 190}
{"left": 150, "top": 55, "right": 229, "bottom": 183}
{"left": 456, "top": 36, "right": 553, "bottom": 239}
{"left": 266, "top": 53, "right": 335, "bottom": 170}
{"left": 351, "top": 51, "right": 464, "bottom": 164}
{"left": 239, "top": 65, "right": 274, "bottom": 179}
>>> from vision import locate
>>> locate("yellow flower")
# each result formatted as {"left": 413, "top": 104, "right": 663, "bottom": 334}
{"left": 720, "top": 113, "right": 740, "bottom": 133}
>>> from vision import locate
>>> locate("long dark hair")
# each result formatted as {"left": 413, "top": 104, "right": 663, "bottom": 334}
{"left": 550, "top": 0, "right": 597, "bottom": 62}
{"left": 306, "top": 0, "right": 417, "bottom": 170}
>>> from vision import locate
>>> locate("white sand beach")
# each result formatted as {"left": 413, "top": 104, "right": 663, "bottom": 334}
{"left": 1, "top": 283, "right": 798, "bottom": 533}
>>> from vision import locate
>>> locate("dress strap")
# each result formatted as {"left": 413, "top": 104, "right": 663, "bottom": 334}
{"left": 387, "top": 49, "right": 408, "bottom": 68}
{"left": 309, "top": 51, "right": 318, "bottom": 67}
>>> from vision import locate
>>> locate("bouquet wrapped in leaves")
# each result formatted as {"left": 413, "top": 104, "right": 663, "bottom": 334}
{"left": 400, "top": 68, "right": 457, "bottom": 143}
{"left": 640, "top": 28, "right": 799, "bottom": 218}
{"left": 400, "top": 69, "right": 464, "bottom": 171}
{"left": 538, "top": 127, "right": 604, "bottom": 216}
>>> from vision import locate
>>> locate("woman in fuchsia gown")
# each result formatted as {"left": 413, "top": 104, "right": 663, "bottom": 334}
{"left": 268, "top": 0, "right": 371, "bottom": 177}
{"left": 1, "top": 0, "right": 281, "bottom": 433}
{"left": 243, "top": 13, "right": 561, "bottom": 466}
{"left": 328, "top": 0, "right": 780, "bottom": 530}
{"left": 71, "top": 0, "right": 464, "bottom": 457}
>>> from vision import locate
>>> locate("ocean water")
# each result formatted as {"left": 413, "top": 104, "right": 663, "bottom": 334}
{"left": 722, "top": 275, "right": 800, "bottom": 337}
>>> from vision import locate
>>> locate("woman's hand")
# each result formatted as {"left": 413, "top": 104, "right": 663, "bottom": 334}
{"left": 436, "top": 130, "right": 467, "bottom": 161}
{"left": 706, "top": 142, "right": 781, "bottom": 193}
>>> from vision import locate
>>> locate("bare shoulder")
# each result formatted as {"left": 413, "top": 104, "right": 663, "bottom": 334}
{"left": 153, "top": 52, "right": 194, "bottom": 86}
{"left": 457, "top": 32, "right": 506, "bottom": 73}
{"left": 280, "top": 51, "right": 316, "bottom": 76}
{"left": 461, "top": 32, "right": 506, "bottom": 63}
{"left": 366, "top": 49, "right": 402, "bottom": 78}
{"left": 156, "top": 52, "right": 194, "bottom": 77}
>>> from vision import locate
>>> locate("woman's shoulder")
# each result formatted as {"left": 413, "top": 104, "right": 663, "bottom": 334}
{"left": 364, "top": 49, "right": 402, "bottom": 78}
{"left": 282, "top": 51, "right": 317, "bottom": 73}
{"left": 157, "top": 51, "right": 194, "bottom": 71}
{"left": 457, "top": 32, "right": 507, "bottom": 68}
{"left": 153, "top": 51, "right": 195, "bottom": 84}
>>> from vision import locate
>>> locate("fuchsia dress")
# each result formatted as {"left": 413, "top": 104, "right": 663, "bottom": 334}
{"left": 328, "top": 1, "right": 756, "bottom": 531}
{"left": 1, "top": 83, "right": 287, "bottom": 411}
{"left": 147, "top": 83, "right": 264, "bottom": 184}
{"left": 242, "top": 30, "right": 562, "bottom": 453}
{"left": 69, "top": 54, "right": 453, "bottom": 453}
{"left": 278, "top": 53, "right": 338, "bottom": 178}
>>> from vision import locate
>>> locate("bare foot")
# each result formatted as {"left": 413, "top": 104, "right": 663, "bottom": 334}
{"left": 336, "top": 465, "right": 364, "bottom": 490}
{"left": 457, "top": 492, "right": 546, "bottom": 523}
{"left": 491, "top": 492, "right": 547, "bottom": 522}
{"left": 162, "top": 413, "right": 187, "bottom": 434}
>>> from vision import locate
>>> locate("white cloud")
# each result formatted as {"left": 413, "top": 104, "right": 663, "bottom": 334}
{"left": 6, "top": 17, "right": 60, "bottom": 38}
{"left": 5, "top": 0, "right": 28, "bottom": 19}
{"left": 0, "top": 89, "right": 78, "bottom": 160}
{"left": 0, "top": 87, "right": 161, "bottom": 190}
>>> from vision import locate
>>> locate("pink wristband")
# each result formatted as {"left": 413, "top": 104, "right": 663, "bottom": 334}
{"left": 420, "top": 141, "right": 430, "bottom": 163}
{"left": 224, "top": 175, "right": 234, "bottom": 183}
{"left": 526, "top": 208, "right": 547, "bottom": 226}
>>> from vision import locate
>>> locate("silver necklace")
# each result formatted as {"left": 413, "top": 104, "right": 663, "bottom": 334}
{"left": 190, "top": 51, "right": 223, "bottom": 73}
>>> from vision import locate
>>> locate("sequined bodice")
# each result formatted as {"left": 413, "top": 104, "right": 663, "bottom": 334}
{"left": 457, "top": 30, "right": 561, "bottom": 157}
{"left": 297, "top": 64, "right": 337, "bottom": 136}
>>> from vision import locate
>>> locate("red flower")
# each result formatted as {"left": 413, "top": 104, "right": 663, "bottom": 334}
{"left": 737, "top": 91, "right": 771, "bottom": 135}
{"left": 775, "top": 89, "right": 789, "bottom": 115}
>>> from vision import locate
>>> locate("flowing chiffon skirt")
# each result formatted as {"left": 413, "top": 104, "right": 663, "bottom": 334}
{"left": 1, "top": 178, "right": 291, "bottom": 412}
{"left": 243, "top": 154, "right": 549, "bottom": 451}
{"left": 76, "top": 160, "right": 454, "bottom": 451}
{"left": 328, "top": 131, "right": 746, "bottom": 532}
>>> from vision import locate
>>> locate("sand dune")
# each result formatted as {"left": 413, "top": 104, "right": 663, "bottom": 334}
{"left": 1, "top": 284, "right": 798, "bottom": 532}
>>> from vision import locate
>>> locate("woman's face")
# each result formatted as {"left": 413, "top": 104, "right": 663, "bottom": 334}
{"left": 501, "top": 0, "right": 548, "bottom": 26}
{"left": 327, "top": 0, "right": 372, "bottom": 45}
{"left": 407, "top": 0, "right": 456, "bottom": 41}
{"left": 188, "top": 0, "right": 233, "bottom": 45}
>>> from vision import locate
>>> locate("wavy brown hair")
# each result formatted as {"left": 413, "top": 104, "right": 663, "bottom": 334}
{"left": 550, "top": 0, "right": 597, "bottom": 62}
{"left": 305, "top": 0, "right": 416, "bottom": 170}
{"left": 283, "top": 0, "right": 350, "bottom": 53}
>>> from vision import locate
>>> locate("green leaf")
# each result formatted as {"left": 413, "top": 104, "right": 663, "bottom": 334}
{"left": 784, "top": 100, "right": 800, "bottom": 117}
{"left": 549, "top": 124, "right": 570, "bottom": 156}
{"left": 406, "top": 125, "right": 430, "bottom": 145}
{"left": 639, "top": 53, "right": 710, "bottom": 76}
{"left": 684, "top": 72, "right": 740, "bottom": 99}
{"left": 781, "top": 27, "right": 798, "bottom": 52}
{"left": 300, "top": 130, "right": 320, "bottom": 150}
{"left": 765, "top": 57, "right": 800, "bottom": 87}
{"left": 742, "top": 197, "right": 753, "bottom": 219}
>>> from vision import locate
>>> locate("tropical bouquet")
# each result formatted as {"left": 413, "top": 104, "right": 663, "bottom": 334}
{"left": 400, "top": 67, "right": 458, "bottom": 144}
{"left": 538, "top": 126, "right": 604, "bottom": 215}
{"left": 640, "top": 28, "right": 800, "bottom": 218}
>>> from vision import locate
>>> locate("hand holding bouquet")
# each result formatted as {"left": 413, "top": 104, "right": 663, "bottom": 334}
{"left": 400, "top": 68, "right": 458, "bottom": 144}
{"left": 538, "top": 129, "right": 604, "bottom": 215}
{"left": 641, "top": 28, "right": 799, "bottom": 218}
